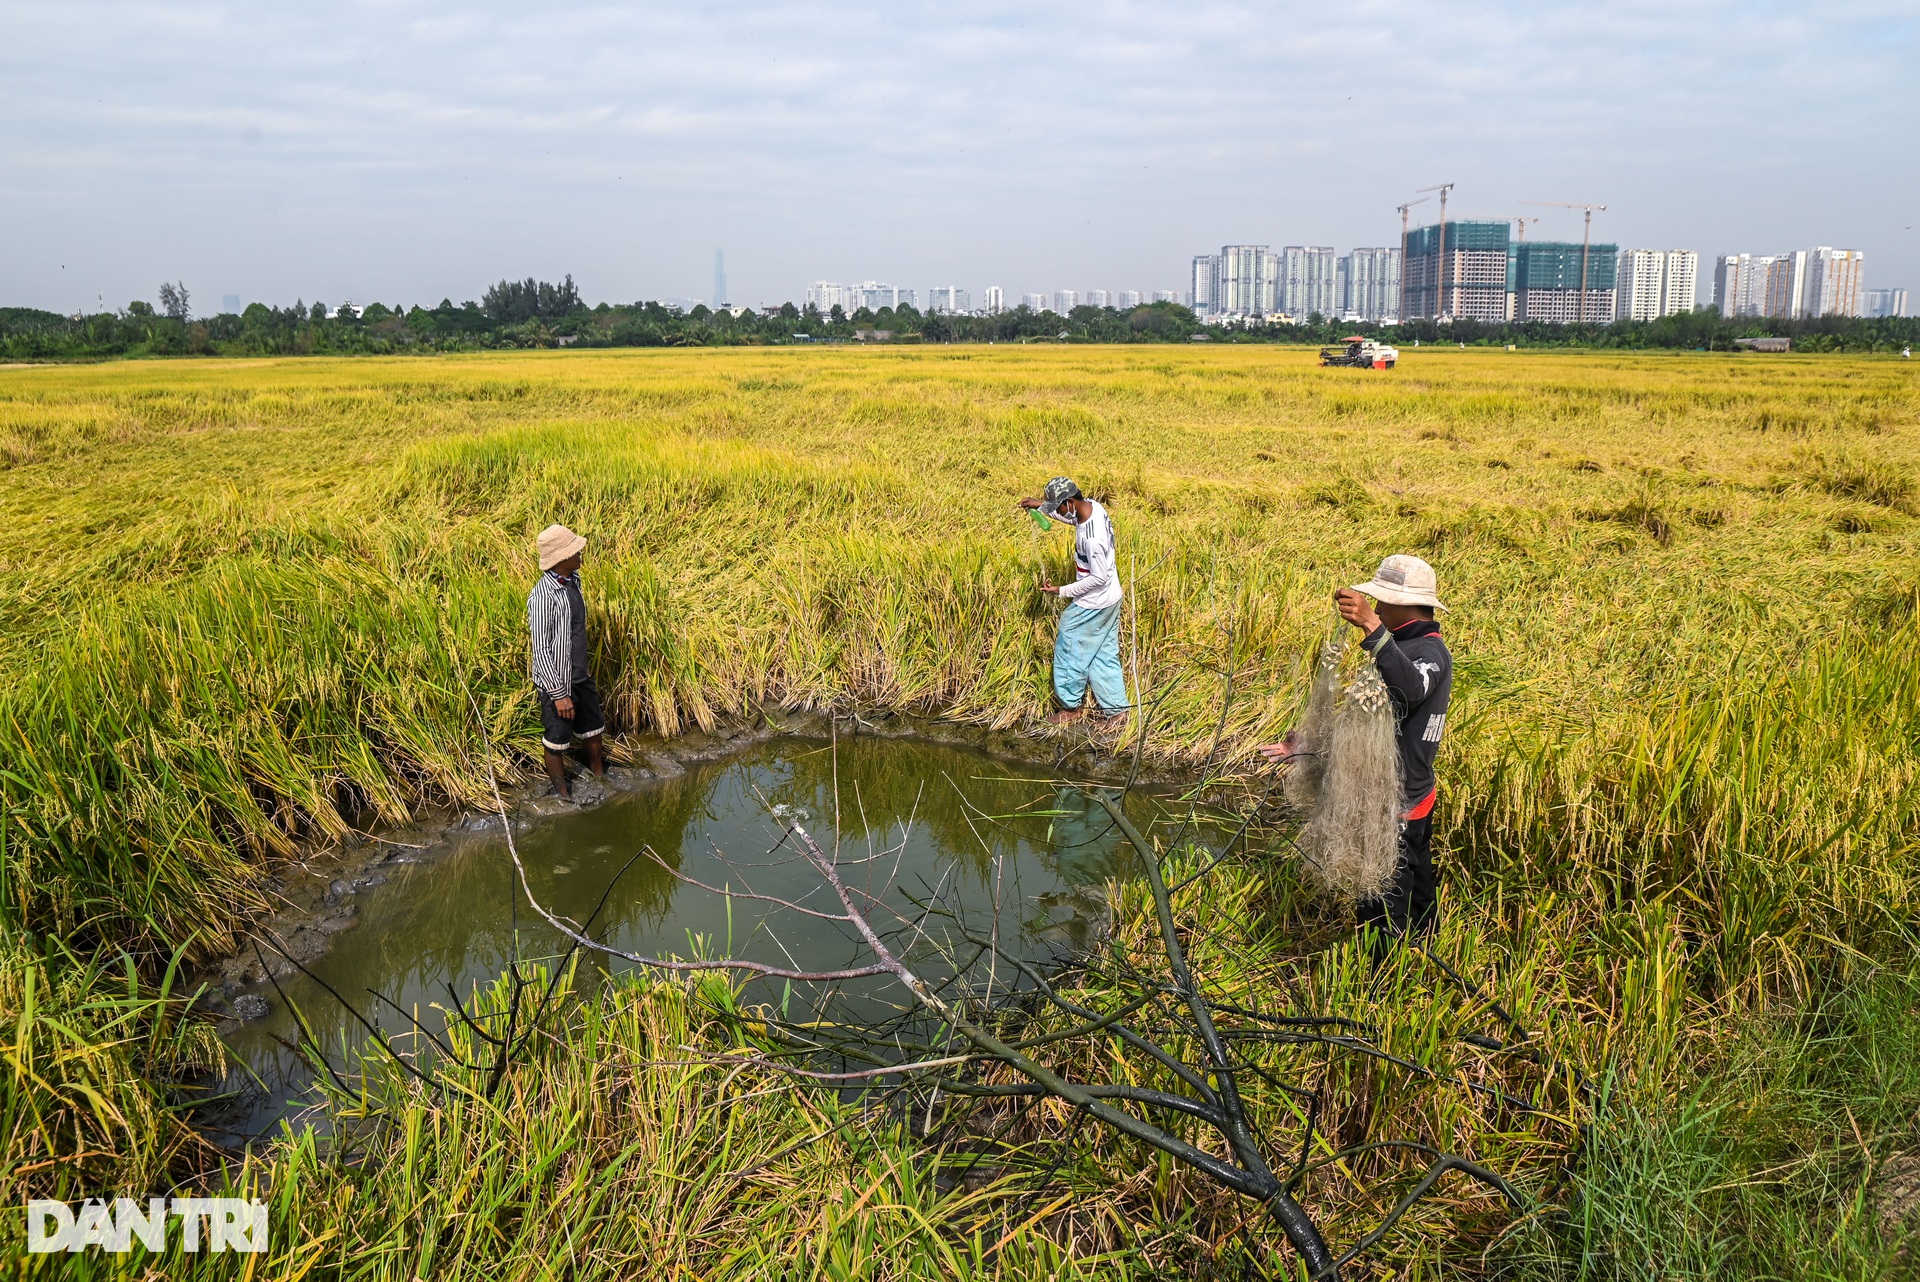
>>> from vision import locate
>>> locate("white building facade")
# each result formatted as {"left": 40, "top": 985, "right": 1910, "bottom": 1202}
{"left": 1338, "top": 248, "right": 1401, "bottom": 322}
{"left": 1616, "top": 250, "right": 1699, "bottom": 320}
{"left": 1022, "top": 292, "right": 1047, "bottom": 311}
{"left": 1279, "top": 246, "right": 1339, "bottom": 318}
{"left": 983, "top": 286, "right": 1004, "bottom": 314}
{"left": 927, "top": 287, "right": 971, "bottom": 315}
{"left": 1118, "top": 290, "right": 1142, "bottom": 308}
{"left": 1216, "top": 245, "right": 1280, "bottom": 318}
{"left": 1803, "top": 248, "right": 1866, "bottom": 318}
{"left": 1864, "top": 288, "right": 1908, "bottom": 318}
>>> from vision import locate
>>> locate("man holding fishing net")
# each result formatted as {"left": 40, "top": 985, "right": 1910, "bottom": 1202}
{"left": 529, "top": 523, "right": 608, "bottom": 801}
{"left": 1018, "top": 476, "right": 1129, "bottom": 727}
{"left": 1259, "top": 555, "right": 1452, "bottom": 954}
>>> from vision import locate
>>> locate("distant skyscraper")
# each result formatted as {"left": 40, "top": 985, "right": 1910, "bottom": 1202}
{"left": 1022, "top": 292, "right": 1046, "bottom": 311}
{"left": 1086, "top": 289, "right": 1111, "bottom": 308}
{"left": 1278, "top": 247, "right": 1338, "bottom": 317}
{"left": 1339, "top": 249, "right": 1401, "bottom": 322}
{"left": 713, "top": 249, "right": 727, "bottom": 308}
{"left": 1152, "top": 289, "right": 1178, "bottom": 304}
{"left": 1803, "top": 248, "right": 1866, "bottom": 317}
{"left": 1616, "top": 250, "right": 1698, "bottom": 320}
{"left": 1864, "top": 288, "right": 1909, "bottom": 318}
{"left": 1404, "top": 221, "right": 1513, "bottom": 321}
{"left": 1715, "top": 250, "right": 1852, "bottom": 319}
{"left": 1191, "top": 255, "right": 1219, "bottom": 315}
{"left": 1217, "top": 246, "right": 1279, "bottom": 317}
{"left": 1513, "top": 241, "right": 1619, "bottom": 322}
{"left": 1713, "top": 254, "right": 1771, "bottom": 317}
{"left": 221, "top": 294, "right": 241, "bottom": 314}
{"left": 1118, "top": 290, "right": 1142, "bottom": 308}
{"left": 1054, "top": 290, "right": 1081, "bottom": 313}
{"left": 806, "top": 281, "right": 844, "bottom": 313}
{"left": 983, "top": 286, "right": 1004, "bottom": 314}
{"left": 928, "top": 287, "right": 971, "bottom": 315}
{"left": 1762, "top": 252, "right": 1807, "bottom": 318}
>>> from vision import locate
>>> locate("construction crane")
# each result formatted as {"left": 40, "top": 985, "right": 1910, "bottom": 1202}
{"left": 1395, "top": 197, "right": 1429, "bottom": 321}
{"left": 1512, "top": 215, "right": 1540, "bottom": 242}
{"left": 1522, "top": 200, "right": 1607, "bottom": 320}
{"left": 1416, "top": 183, "right": 1455, "bottom": 316}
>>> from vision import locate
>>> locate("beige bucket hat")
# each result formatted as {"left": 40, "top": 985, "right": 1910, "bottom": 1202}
{"left": 1350, "top": 554, "right": 1446, "bottom": 611}
{"left": 537, "top": 524, "right": 588, "bottom": 572}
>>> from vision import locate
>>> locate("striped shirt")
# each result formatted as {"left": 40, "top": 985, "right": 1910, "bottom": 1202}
{"left": 1054, "top": 500, "right": 1123, "bottom": 610}
{"left": 528, "top": 570, "right": 582, "bottom": 700}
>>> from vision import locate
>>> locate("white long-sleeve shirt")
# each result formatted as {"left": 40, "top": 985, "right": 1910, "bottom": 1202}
{"left": 1055, "top": 500, "right": 1124, "bottom": 610}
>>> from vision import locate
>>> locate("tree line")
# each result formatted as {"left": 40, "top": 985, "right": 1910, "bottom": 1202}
{"left": 3, "top": 277, "right": 1915, "bottom": 360}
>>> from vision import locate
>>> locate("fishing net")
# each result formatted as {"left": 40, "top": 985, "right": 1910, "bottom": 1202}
{"left": 1281, "top": 637, "right": 1342, "bottom": 813}
{"left": 1290, "top": 641, "right": 1402, "bottom": 901}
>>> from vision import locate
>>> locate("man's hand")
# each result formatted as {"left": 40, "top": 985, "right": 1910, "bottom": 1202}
{"left": 1036, "top": 572, "right": 1060, "bottom": 595}
{"left": 1017, "top": 496, "right": 1045, "bottom": 510}
{"left": 555, "top": 696, "right": 575, "bottom": 719}
{"left": 1334, "top": 587, "right": 1380, "bottom": 634}
{"left": 1256, "top": 731, "right": 1301, "bottom": 763}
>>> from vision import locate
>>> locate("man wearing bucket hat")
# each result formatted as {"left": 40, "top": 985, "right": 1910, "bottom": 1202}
{"left": 1262, "top": 554, "right": 1452, "bottom": 946}
{"left": 1017, "top": 476, "right": 1129, "bottom": 726}
{"left": 529, "top": 524, "right": 607, "bottom": 801}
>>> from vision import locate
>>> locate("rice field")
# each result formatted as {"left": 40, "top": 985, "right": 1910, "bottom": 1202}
{"left": 2, "top": 345, "right": 1918, "bottom": 1276}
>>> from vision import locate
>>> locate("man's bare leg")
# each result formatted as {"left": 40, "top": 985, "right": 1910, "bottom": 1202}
{"left": 544, "top": 747, "right": 572, "bottom": 799}
{"left": 580, "top": 735, "right": 607, "bottom": 778}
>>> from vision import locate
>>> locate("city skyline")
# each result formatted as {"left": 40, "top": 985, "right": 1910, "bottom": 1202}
{"left": 2, "top": 3, "right": 1914, "bottom": 315}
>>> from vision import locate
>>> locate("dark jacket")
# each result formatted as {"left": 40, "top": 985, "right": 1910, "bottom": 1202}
{"left": 1361, "top": 618, "right": 1451, "bottom": 813}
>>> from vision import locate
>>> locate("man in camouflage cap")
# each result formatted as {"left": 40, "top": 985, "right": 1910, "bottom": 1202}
{"left": 1018, "top": 477, "right": 1129, "bottom": 725}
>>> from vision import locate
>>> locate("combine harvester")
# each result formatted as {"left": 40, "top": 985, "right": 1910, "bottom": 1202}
{"left": 1318, "top": 335, "right": 1399, "bottom": 370}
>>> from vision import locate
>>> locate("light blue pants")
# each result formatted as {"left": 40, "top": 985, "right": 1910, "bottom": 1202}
{"left": 1053, "top": 602, "right": 1128, "bottom": 712}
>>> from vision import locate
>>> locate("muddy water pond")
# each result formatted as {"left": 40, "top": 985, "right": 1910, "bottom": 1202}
{"left": 212, "top": 734, "right": 1228, "bottom": 1139}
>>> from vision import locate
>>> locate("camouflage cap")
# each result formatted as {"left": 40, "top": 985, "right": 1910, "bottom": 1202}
{"left": 1042, "top": 477, "right": 1082, "bottom": 510}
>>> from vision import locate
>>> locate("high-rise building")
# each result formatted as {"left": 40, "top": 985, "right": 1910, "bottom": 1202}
{"left": 1217, "top": 245, "right": 1279, "bottom": 318}
{"left": 1864, "top": 288, "right": 1909, "bottom": 318}
{"left": 1118, "top": 290, "right": 1142, "bottom": 308}
{"left": 1513, "top": 241, "right": 1618, "bottom": 322}
{"left": 1278, "top": 246, "right": 1338, "bottom": 318}
{"left": 1191, "top": 255, "right": 1219, "bottom": 315}
{"left": 1616, "top": 250, "right": 1698, "bottom": 320}
{"left": 1086, "top": 289, "right": 1111, "bottom": 308}
{"left": 1338, "top": 248, "right": 1401, "bottom": 322}
{"left": 713, "top": 250, "right": 728, "bottom": 309}
{"left": 221, "top": 294, "right": 241, "bottom": 315}
{"left": 1803, "top": 248, "right": 1866, "bottom": 318}
{"left": 1054, "top": 290, "right": 1081, "bottom": 313}
{"left": 809, "top": 282, "right": 914, "bottom": 313}
{"left": 1762, "top": 252, "right": 1807, "bottom": 319}
{"left": 805, "top": 281, "right": 844, "bottom": 313}
{"left": 983, "top": 286, "right": 1005, "bottom": 314}
{"left": 1714, "top": 254, "right": 1769, "bottom": 317}
{"left": 1023, "top": 292, "right": 1047, "bottom": 311}
{"left": 928, "top": 287, "right": 971, "bottom": 315}
{"left": 1152, "top": 289, "right": 1179, "bottom": 304}
{"left": 1403, "top": 221, "right": 1512, "bottom": 321}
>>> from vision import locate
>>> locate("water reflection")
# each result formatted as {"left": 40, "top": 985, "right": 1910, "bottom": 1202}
{"left": 211, "top": 736, "right": 1213, "bottom": 1138}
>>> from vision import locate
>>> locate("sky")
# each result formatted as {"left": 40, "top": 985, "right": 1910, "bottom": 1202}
{"left": 3, "top": 1, "right": 1916, "bottom": 315}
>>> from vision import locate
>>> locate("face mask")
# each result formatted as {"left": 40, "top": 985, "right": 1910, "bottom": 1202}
{"left": 1049, "top": 506, "right": 1080, "bottom": 526}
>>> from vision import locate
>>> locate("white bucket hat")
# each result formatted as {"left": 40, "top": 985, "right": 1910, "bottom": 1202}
{"left": 1350, "top": 554, "right": 1446, "bottom": 611}
{"left": 537, "top": 524, "right": 588, "bottom": 572}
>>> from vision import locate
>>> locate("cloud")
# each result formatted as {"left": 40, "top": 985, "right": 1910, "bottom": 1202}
{"left": 1, "top": 0, "right": 1913, "bottom": 311}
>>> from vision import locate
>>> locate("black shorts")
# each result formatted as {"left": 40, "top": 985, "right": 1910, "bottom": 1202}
{"left": 539, "top": 675, "right": 607, "bottom": 750}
